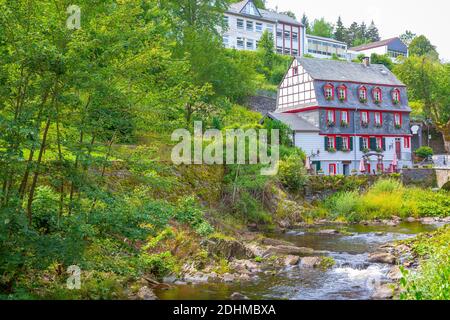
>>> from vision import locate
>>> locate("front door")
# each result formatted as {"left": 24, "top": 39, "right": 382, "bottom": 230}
{"left": 343, "top": 164, "right": 350, "bottom": 176}
{"left": 395, "top": 138, "right": 402, "bottom": 160}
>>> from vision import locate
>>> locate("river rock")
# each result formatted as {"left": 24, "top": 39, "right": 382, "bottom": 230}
{"left": 137, "top": 286, "right": 159, "bottom": 300}
{"left": 185, "top": 272, "right": 209, "bottom": 283}
{"left": 264, "top": 245, "right": 314, "bottom": 256}
{"left": 420, "top": 217, "right": 438, "bottom": 224}
{"left": 285, "top": 255, "right": 300, "bottom": 266}
{"left": 387, "top": 266, "right": 403, "bottom": 281}
{"left": 230, "top": 259, "right": 260, "bottom": 274}
{"left": 205, "top": 237, "right": 255, "bottom": 260}
{"left": 230, "top": 292, "right": 250, "bottom": 300}
{"left": 222, "top": 273, "right": 235, "bottom": 283}
{"left": 371, "top": 284, "right": 394, "bottom": 300}
{"left": 368, "top": 252, "right": 396, "bottom": 264}
{"left": 316, "top": 229, "right": 340, "bottom": 235}
{"left": 300, "top": 257, "right": 323, "bottom": 268}
{"left": 441, "top": 217, "right": 450, "bottom": 223}
{"left": 405, "top": 217, "right": 417, "bottom": 223}
{"left": 261, "top": 238, "right": 295, "bottom": 247}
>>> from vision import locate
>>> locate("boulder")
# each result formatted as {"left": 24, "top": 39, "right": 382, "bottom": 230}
{"left": 137, "top": 286, "right": 159, "bottom": 300}
{"left": 387, "top": 266, "right": 403, "bottom": 281}
{"left": 316, "top": 229, "right": 340, "bottom": 235}
{"left": 405, "top": 217, "right": 417, "bottom": 223}
{"left": 264, "top": 245, "right": 314, "bottom": 256}
{"left": 230, "top": 292, "right": 250, "bottom": 300}
{"left": 300, "top": 257, "right": 323, "bottom": 268}
{"left": 421, "top": 217, "right": 437, "bottom": 224}
{"left": 205, "top": 237, "right": 255, "bottom": 260}
{"left": 368, "top": 252, "right": 396, "bottom": 264}
{"left": 260, "top": 238, "right": 295, "bottom": 247}
{"left": 222, "top": 273, "right": 235, "bottom": 283}
{"left": 284, "top": 255, "right": 300, "bottom": 266}
{"left": 371, "top": 284, "right": 394, "bottom": 300}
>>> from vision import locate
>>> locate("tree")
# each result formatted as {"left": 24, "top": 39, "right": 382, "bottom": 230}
{"left": 301, "top": 14, "right": 310, "bottom": 33}
{"left": 394, "top": 57, "right": 450, "bottom": 151}
{"left": 310, "top": 18, "right": 334, "bottom": 39}
{"left": 280, "top": 11, "right": 296, "bottom": 20}
{"left": 366, "top": 21, "right": 381, "bottom": 42}
{"left": 334, "top": 17, "right": 347, "bottom": 43}
{"left": 347, "top": 22, "right": 360, "bottom": 47}
{"left": 400, "top": 30, "right": 417, "bottom": 47}
{"left": 370, "top": 53, "right": 394, "bottom": 70}
{"left": 257, "top": 30, "right": 276, "bottom": 78}
{"left": 409, "top": 35, "right": 439, "bottom": 60}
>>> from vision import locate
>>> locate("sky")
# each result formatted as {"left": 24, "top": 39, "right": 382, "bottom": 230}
{"left": 266, "top": 0, "right": 450, "bottom": 61}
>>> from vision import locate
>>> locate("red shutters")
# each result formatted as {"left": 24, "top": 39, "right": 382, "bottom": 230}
{"left": 324, "top": 84, "right": 334, "bottom": 100}
{"left": 338, "top": 85, "right": 347, "bottom": 101}
{"left": 358, "top": 86, "right": 367, "bottom": 102}
{"left": 404, "top": 137, "right": 411, "bottom": 149}
{"left": 372, "top": 87, "right": 382, "bottom": 104}
{"left": 326, "top": 109, "right": 336, "bottom": 125}
{"left": 392, "top": 88, "right": 401, "bottom": 104}
{"left": 329, "top": 164, "right": 337, "bottom": 176}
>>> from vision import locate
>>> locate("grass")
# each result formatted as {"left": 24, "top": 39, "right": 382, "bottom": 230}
{"left": 399, "top": 226, "right": 450, "bottom": 300}
{"left": 317, "top": 179, "right": 450, "bottom": 222}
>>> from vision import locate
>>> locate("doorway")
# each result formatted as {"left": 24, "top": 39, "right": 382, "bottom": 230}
{"left": 343, "top": 163, "right": 350, "bottom": 176}
{"left": 395, "top": 138, "right": 402, "bottom": 160}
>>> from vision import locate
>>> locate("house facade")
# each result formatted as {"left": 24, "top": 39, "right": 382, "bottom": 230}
{"left": 306, "top": 35, "right": 348, "bottom": 60}
{"left": 270, "top": 57, "right": 413, "bottom": 176}
{"left": 222, "top": 0, "right": 305, "bottom": 56}
{"left": 350, "top": 37, "right": 408, "bottom": 62}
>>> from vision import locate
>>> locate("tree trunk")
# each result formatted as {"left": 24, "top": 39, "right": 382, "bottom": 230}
{"left": 26, "top": 118, "right": 51, "bottom": 225}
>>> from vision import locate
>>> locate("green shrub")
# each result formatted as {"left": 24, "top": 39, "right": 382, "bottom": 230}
{"left": 324, "top": 191, "right": 362, "bottom": 222}
{"left": 278, "top": 154, "right": 308, "bottom": 191}
{"left": 415, "top": 146, "right": 434, "bottom": 159}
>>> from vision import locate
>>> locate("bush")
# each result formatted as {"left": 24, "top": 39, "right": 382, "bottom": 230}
{"left": 278, "top": 154, "right": 308, "bottom": 191}
{"left": 324, "top": 191, "right": 362, "bottom": 222}
{"left": 415, "top": 146, "right": 434, "bottom": 159}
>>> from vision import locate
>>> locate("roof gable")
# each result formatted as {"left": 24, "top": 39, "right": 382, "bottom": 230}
{"left": 296, "top": 57, "right": 405, "bottom": 87}
{"left": 350, "top": 37, "right": 399, "bottom": 51}
{"left": 241, "top": 0, "right": 262, "bottom": 17}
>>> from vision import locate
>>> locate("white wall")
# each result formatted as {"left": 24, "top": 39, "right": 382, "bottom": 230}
{"left": 295, "top": 132, "right": 413, "bottom": 175}
{"left": 222, "top": 13, "right": 275, "bottom": 51}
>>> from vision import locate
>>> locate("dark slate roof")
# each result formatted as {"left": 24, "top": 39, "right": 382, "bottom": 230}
{"left": 296, "top": 57, "right": 405, "bottom": 87}
{"left": 350, "top": 37, "right": 400, "bottom": 51}
{"left": 260, "top": 9, "right": 303, "bottom": 26}
{"left": 267, "top": 112, "right": 319, "bottom": 132}
{"left": 227, "top": 1, "right": 302, "bottom": 26}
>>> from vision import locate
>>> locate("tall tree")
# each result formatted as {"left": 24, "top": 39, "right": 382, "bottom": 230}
{"left": 409, "top": 35, "right": 439, "bottom": 60}
{"left": 301, "top": 14, "right": 310, "bottom": 33}
{"left": 394, "top": 57, "right": 450, "bottom": 151}
{"left": 347, "top": 22, "right": 360, "bottom": 47}
{"left": 400, "top": 30, "right": 417, "bottom": 47}
{"left": 257, "top": 30, "right": 276, "bottom": 78}
{"left": 310, "top": 18, "right": 334, "bottom": 39}
{"left": 334, "top": 17, "right": 347, "bottom": 43}
{"left": 366, "top": 21, "right": 381, "bottom": 42}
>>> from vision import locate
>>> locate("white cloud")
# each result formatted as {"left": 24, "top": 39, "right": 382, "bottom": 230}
{"left": 266, "top": 0, "right": 449, "bottom": 61}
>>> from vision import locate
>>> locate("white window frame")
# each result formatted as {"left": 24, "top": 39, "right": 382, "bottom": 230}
{"left": 394, "top": 113, "right": 401, "bottom": 126}
{"left": 342, "top": 137, "right": 349, "bottom": 150}
{"left": 362, "top": 137, "right": 369, "bottom": 149}
{"left": 359, "top": 88, "right": 367, "bottom": 100}
{"left": 338, "top": 88, "right": 346, "bottom": 100}
{"left": 376, "top": 137, "right": 383, "bottom": 150}
{"left": 246, "top": 20, "right": 254, "bottom": 32}
{"left": 236, "top": 37, "right": 244, "bottom": 49}
{"left": 325, "top": 87, "right": 333, "bottom": 99}
{"left": 256, "top": 22, "right": 263, "bottom": 32}
{"left": 237, "top": 19, "right": 244, "bottom": 30}
{"left": 375, "top": 112, "right": 381, "bottom": 126}
{"left": 341, "top": 111, "right": 348, "bottom": 123}
{"left": 327, "top": 136, "right": 336, "bottom": 149}
{"left": 246, "top": 39, "right": 254, "bottom": 50}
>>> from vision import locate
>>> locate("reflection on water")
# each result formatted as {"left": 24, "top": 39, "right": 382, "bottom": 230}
{"left": 156, "top": 222, "right": 438, "bottom": 300}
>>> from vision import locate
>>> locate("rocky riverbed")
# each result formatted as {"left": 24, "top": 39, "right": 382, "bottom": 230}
{"left": 149, "top": 218, "right": 448, "bottom": 300}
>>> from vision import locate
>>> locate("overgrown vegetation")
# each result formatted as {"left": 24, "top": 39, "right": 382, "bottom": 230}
{"left": 400, "top": 226, "right": 450, "bottom": 300}
{"left": 315, "top": 179, "right": 450, "bottom": 222}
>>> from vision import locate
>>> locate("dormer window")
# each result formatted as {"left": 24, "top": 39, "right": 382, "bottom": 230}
{"left": 392, "top": 89, "right": 401, "bottom": 105}
{"left": 338, "top": 85, "right": 347, "bottom": 102}
{"left": 324, "top": 84, "right": 334, "bottom": 101}
{"left": 358, "top": 86, "right": 367, "bottom": 103}
{"left": 373, "top": 87, "right": 382, "bottom": 104}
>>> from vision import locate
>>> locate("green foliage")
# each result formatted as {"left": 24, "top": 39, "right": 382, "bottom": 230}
{"left": 400, "top": 226, "right": 450, "bottom": 300}
{"left": 370, "top": 53, "right": 394, "bottom": 70}
{"left": 414, "top": 146, "right": 434, "bottom": 159}
{"left": 318, "top": 179, "right": 450, "bottom": 222}
{"left": 409, "top": 35, "right": 439, "bottom": 60}
{"left": 278, "top": 154, "right": 308, "bottom": 191}
{"left": 309, "top": 18, "right": 334, "bottom": 38}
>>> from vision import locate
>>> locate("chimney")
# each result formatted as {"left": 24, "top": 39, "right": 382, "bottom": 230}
{"left": 362, "top": 57, "right": 370, "bottom": 67}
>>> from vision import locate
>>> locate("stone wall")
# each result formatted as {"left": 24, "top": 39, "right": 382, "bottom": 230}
{"left": 401, "top": 168, "right": 437, "bottom": 188}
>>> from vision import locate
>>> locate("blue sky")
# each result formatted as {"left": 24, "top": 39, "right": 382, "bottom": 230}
{"left": 267, "top": 0, "right": 449, "bottom": 61}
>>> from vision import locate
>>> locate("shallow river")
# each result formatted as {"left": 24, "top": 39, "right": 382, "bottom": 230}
{"left": 156, "top": 222, "right": 439, "bottom": 300}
